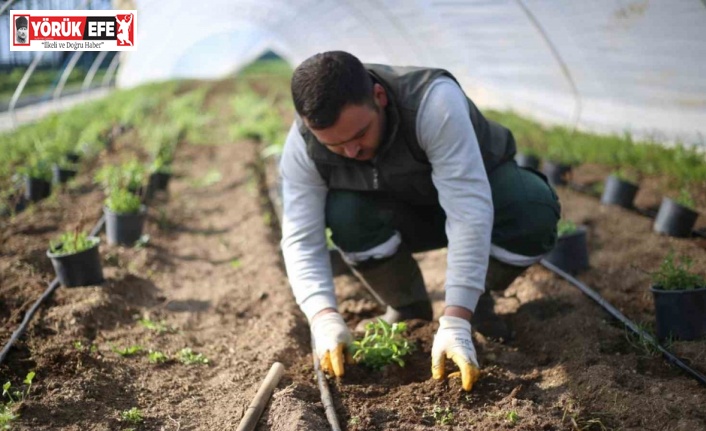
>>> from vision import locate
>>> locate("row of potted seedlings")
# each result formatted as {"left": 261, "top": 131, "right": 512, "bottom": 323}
{"left": 47, "top": 158, "right": 172, "bottom": 288}
{"left": 516, "top": 152, "right": 701, "bottom": 238}
{"left": 546, "top": 218, "right": 705, "bottom": 342}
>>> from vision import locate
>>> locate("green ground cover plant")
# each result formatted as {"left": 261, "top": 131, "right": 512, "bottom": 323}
{"left": 350, "top": 319, "right": 415, "bottom": 369}
{"left": 49, "top": 230, "right": 97, "bottom": 256}
{"left": 486, "top": 110, "right": 706, "bottom": 188}
{"left": 148, "top": 351, "right": 168, "bottom": 364}
{"left": 112, "top": 345, "right": 144, "bottom": 357}
{"left": 651, "top": 252, "right": 705, "bottom": 291}
{"left": 1, "top": 372, "right": 36, "bottom": 429}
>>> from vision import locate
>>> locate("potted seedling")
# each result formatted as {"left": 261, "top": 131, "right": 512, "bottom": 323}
{"left": 601, "top": 169, "right": 639, "bottom": 209}
{"left": 542, "top": 147, "right": 575, "bottom": 187}
{"left": 350, "top": 319, "right": 415, "bottom": 370}
{"left": 104, "top": 188, "right": 147, "bottom": 246}
{"left": 146, "top": 154, "right": 173, "bottom": 199}
{"left": 51, "top": 156, "right": 78, "bottom": 185}
{"left": 515, "top": 149, "right": 540, "bottom": 170}
{"left": 18, "top": 158, "right": 52, "bottom": 202}
{"left": 544, "top": 219, "right": 589, "bottom": 274}
{"left": 47, "top": 230, "right": 104, "bottom": 287}
{"left": 653, "top": 190, "right": 699, "bottom": 238}
{"left": 649, "top": 252, "right": 706, "bottom": 340}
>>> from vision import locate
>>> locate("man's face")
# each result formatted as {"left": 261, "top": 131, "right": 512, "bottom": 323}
{"left": 306, "top": 83, "right": 388, "bottom": 161}
{"left": 17, "top": 26, "right": 27, "bottom": 40}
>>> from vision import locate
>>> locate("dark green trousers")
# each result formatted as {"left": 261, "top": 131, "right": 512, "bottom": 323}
{"left": 325, "top": 160, "right": 561, "bottom": 259}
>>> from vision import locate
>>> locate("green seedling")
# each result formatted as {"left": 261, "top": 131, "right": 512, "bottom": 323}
{"left": 73, "top": 341, "right": 98, "bottom": 353}
{"left": 138, "top": 317, "right": 175, "bottom": 335}
{"left": 49, "top": 230, "right": 97, "bottom": 256}
{"left": 230, "top": 259, "right": 242, "bottom": 269}
{"left": 177, "top": 348, "right": 209, "bottom": 365}
{"left": 557, "top": 219, "right": 578, "bottom": 237}
{"left": 429, "top": 405, "right": 454, "bottom": 426}
{"left": 350, "top": 319, "right": 415, "bottom": 369}
{"left": 506, "top": 410, "right": 520, "bottom": 426}
{"left": 112, "top": 345, "right": 144, "bottom": 357}
{"left": 651, "top": 251, "right": 705, "bottom": 291}
{"left": 148, "top": 350, "right": 168, "bottom": 364}
{"left": 0, "top": 403, "right": 18, "bottom": 430}
{"left": 2, "top": 371, "right": 36, "bottom": 404}
{"left": 120, "top": 407, "right": 144, "bottom": 424}
{"left": 674, "top": 189, "right": 695, "bottom": 210}
{"left": 105, "top": 188, "right": 142, "bottom": 214}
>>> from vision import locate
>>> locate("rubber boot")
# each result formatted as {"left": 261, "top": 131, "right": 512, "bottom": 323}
{"left": 471, "top": 257, "right": 529, "bottom": 342}
{"left": 351, "top": 243, "right": 433, "bottom": 332}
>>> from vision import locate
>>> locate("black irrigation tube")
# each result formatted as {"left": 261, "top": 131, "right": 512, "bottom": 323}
{"left": 0, "top": 214, "right": 106, "bottom": 366}
{"left": 540, "top": 258, "right": 706, "bottom": 387}
{"left": 566, "top": 181, "right": 706, "bottom": 239}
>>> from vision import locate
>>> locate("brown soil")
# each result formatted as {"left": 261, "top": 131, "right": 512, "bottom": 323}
{"left": 1, "top": 81, "right": 705, "bottom": 430}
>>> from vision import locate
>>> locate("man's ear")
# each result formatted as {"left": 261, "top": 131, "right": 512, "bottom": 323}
{"left": 373, "top": 83, "right": 388, "bottom": 109}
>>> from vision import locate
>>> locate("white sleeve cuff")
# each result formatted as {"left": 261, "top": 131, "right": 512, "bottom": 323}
{"left": 300, "top": 291, "right": 339, "bottom": 323}
{"left": 444, "top": 285, "right": 483, "bottom": 313}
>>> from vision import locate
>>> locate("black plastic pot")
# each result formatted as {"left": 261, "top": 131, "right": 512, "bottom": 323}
{"left": 52, "top": 164, "right": 77, "bottom": 185}
{"left": 104, "top": 205, "right": 147, "bottom": 245}
{"left": 515, "top": 153, "right": 540, "bottom": 170}
{"left": 600, "top": 175, "right": 639, "bottom": 209}
{"left": 65, "top": 152, "right": 81, "bottom": 163}
{"left": 146, "top": 172, "right": 171, "bottom": 199}
{"left": 542, "top": 161, "right": 572, "bottom": 186}
{"left": 653, "top": 197, "right": 698, "bottom": 238}
{"left": 47, "top": 238, "right": 104, "bottom": 287}
{"left": 544, "top": 226, "right": 589, "bottom": 274}
{"left": 24, "top": 176, "right": 51, "bottom": 202}
{"left": 651, "top": 285, "right": 706, "bottom": 340}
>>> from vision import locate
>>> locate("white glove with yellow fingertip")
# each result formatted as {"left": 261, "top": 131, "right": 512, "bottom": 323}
{"left": 431, "top": 316, "right": 481, "bottom": 391}
{"left": 311, "top": 311, "right": 353, "bottom": 376}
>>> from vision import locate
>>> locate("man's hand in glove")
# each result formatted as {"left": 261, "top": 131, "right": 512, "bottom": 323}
{"left": 431, "top": 315, "right": 481, "bottom": 391}
{"left": 311, "top": 309, "right": 353, "bottom": 376}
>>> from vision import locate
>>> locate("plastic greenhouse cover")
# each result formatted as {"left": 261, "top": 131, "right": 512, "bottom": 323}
{"left": 118, "top": 0, "right": 706, "bottom": 147}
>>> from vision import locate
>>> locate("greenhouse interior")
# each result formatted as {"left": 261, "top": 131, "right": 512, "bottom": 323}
{"left": 1, "top": 0, "right": 705, "bottom": 430}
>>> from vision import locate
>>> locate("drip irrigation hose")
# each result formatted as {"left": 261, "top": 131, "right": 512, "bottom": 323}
{"left": 311, "top": 337, "right": 342, "bottom": 431}
{"left": 540, "top": 259, "right": 706, "bottom": 387}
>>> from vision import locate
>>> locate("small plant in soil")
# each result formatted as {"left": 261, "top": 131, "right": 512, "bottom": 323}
{"left": 350, "top": 319, "right": 415, "bottom": 369}
{"left": 674, "top": 189, "right": 695, "bottom": 210}
{"left": 506, "top": 410, "right": 520, "bottom": 426}
{"left": 49, "top": 230, "right": 97, "bottom": 256}
{"left": 177, "top": 348, "right": 209, "bottom": 365}
{"left": 650, "top": 252, "right": 705, "bottom": 291}
{"left": 112, "top": 345, "right": 144, "bottom": 357}
{"left": 557, "top": 219, "right": 578, "bottom": 237}
{"left": 73, "top": 340, "right": 98, "bottom": 354}
{"left": 148, "top": 350, "right": 168, "bottom": 364}
{"left": 0, "top": 403, "right": 18, "bottom": 430}
{"left": 427, "top": 405, "right": 454, "bottom": 426}
{"left": 138, "top": 317, "right": 176, "bottom": 335}
{"left": 120, "top": 407, "right": 144, "bottom": 425}
{"left": 105, "top": 188, "right": 142, "bottom": 214}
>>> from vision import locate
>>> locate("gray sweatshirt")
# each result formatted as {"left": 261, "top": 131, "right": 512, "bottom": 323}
{"left": 280, "top": 76, "right": 493, "bottom": 322}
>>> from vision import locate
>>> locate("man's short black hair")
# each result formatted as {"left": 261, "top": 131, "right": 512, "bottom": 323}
{"left": 291, "top": 51, "right": 374, "bottom": 130}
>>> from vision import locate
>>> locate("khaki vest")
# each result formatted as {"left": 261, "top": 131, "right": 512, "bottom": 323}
{"left": 298, "top": 65, "right": 516, "bottom": 205}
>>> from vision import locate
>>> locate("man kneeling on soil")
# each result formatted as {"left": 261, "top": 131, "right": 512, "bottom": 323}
{"left": 280, "top": 51, "right": 560, "bottom": 391}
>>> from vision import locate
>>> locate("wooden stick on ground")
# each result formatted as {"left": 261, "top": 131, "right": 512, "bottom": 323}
{"left": 236, "top": 362, "right": 285, "bottom": 431}
{"left": 311, "top": 338, "right": 342, "bottom": 431}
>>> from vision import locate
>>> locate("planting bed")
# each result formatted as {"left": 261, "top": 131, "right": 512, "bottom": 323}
{"left": 1, "top": 77, "right": 706, "bottom": 431}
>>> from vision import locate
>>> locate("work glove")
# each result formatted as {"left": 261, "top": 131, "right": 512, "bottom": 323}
{"left": 431, "top": 316, "right": 481, "bottom": 391}
{"left": 311, "top": 312, "right": 353, "bottom": 377}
